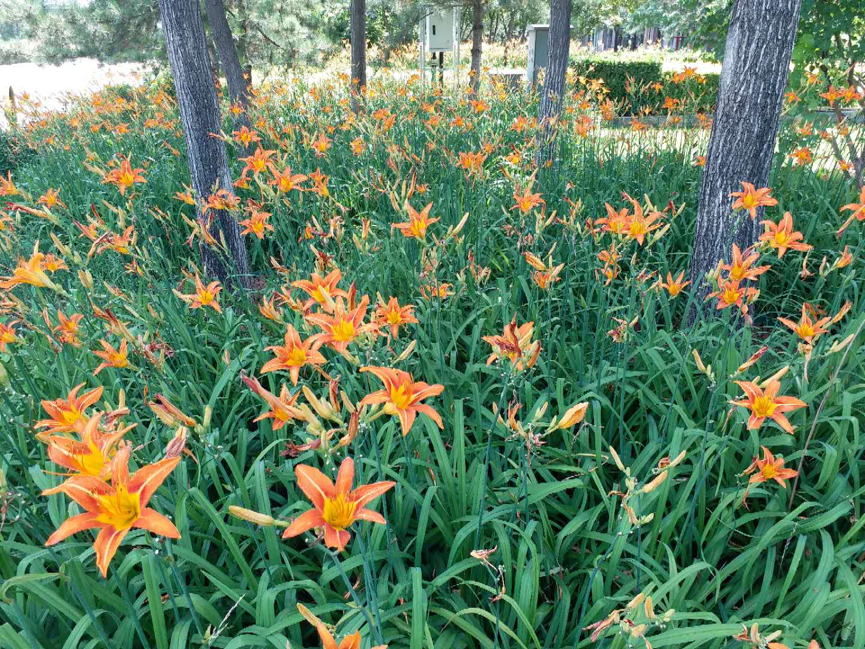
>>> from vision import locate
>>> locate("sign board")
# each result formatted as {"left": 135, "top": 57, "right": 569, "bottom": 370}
{"left": 425, "top": 10, "right": 455, "bottom": 52}
{"left": 526, "top": 24, "right": 550, "bottom": 87}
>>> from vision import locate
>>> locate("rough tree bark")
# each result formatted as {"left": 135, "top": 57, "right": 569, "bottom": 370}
{"left": 157, "top": 0, "right": 251, "bottom": 288}
{"left": 204, "top": 0, "right": 251, "bottom": 124}
{"left": 349, "top": 0, "right": 366, "bottom": 112}
{"left": 535, "top": 0, "right": 573, "bottom": 165}
{"left": 469, "top": 0, "right": 484, "bottom": 95}
{"left": 688, "top": 0, "right": 802, "bottom": 321}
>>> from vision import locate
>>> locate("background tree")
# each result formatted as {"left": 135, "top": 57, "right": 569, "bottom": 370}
{"left": 204, "top": 0, "right": 251, "bottom": 117}
{"left": 349, "top": 0, "right": 366, "bottom": 111}
{"left": 157, "top": 0, "right": 251, "bottom": 287}
{"left": 688, "top": 0, "right": 803, "bottom": 318}
{"left": 469, "top": 0, "right": 485, "bottom": 94}
{"left": 535, "top": 0, "right": 573, "bottom": 164}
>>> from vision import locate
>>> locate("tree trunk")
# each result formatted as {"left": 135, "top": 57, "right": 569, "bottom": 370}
{"left": 350, "top": 0, "right": 366, "bottom": 111}
{"left": 204, "top": 0, "right": 250, "bottom": 112}
{"left": 469, "top": 0, "right": 484, "bottom": 95}
{"left": 688, "top": 0, "right": 802, "bottom": 321}
{"left": 157, "top": 0, "right": 251, "bottom": 288}
{"left": 535, "top": 0, "right": 573, "bottom": 165}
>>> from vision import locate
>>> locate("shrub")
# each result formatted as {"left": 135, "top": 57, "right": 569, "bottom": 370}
{"left": 571, "top": 53, "right": 719, "bottom": 115}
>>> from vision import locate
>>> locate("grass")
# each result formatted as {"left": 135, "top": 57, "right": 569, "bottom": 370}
{"left": 0, "top": 63, "right": 863, "bottom": 649}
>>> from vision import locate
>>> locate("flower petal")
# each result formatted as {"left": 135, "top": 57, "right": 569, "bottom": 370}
{"left": 134, "top": 508, "right": 180, "bottom": 538}
{"left": 294, "top": 464, "right": 335, "bottom": 509}
{"left": 93, "top": 526, "right": 131, "bottom": 578}
{"left": 282, "top": 508, "right": 326, "bottom": 538}
{"left": 45, "top": 512, "right": 104, "bottom": 546}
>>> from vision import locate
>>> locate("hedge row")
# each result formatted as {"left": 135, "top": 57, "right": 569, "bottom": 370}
{"left": 570, "top": 56, "right": 720, "bottom": 115}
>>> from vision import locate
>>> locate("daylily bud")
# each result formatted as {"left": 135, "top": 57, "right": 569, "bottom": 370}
{"left": 302, "top": 386, "right": 338, "bottom": 422}
{"left": 229, "top": 506, "right": 284, "bottom": 528}
{"left": 642, "top": 470, "right": 668, "bottom": 493}
{"left": 609, "top": 446, "right": 626, "bottom": 472}
{"left": 552, "top": 401, "right": 589, "bottom": 430}
{"left": 396, "top": 340, "right": 417, "bottom": 362}
{"left": 79, "top": 269, "right": 93, "bottom": 289}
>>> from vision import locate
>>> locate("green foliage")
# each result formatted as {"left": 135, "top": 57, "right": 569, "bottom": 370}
{"left": 0, "top": 66, "right": 862, "bottom": 649}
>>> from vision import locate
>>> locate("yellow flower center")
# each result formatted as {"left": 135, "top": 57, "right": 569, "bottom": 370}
{"left": 61, "top": 406, "right": 82, "bottom": 426}
{"left": 287, "top": 347, "right": 307, "bottom": 366}
{"left": 796, "top": 323, "right": 815, "bottom": 339}
{"left": 252, "top": 159, "right": 266, "bottom": 172}
{"left": 110, "top": 352, "right": 128, "bottom": 368}
{"left": 332, "top": 319, "right": 356, "bottom": 342}
{"left": 751, "top": 396, "right": 777, "bottom": 418}
{"left": 411, "top": 220, "right": 428, "bottom": 238}
{"left": 730, "top": 265, "right": 745, "bottom": 282}
{"left": 389, "top": 383, "right": 413, "bottom": 410}
{"left": 198, "top": 290, "right": 214, "bottom": 305}
{"left": 774, "top": 231, "right": 789, "bottom": 246}
{"left": 722, "top": 287, "right": 741, "bottom": 304}
{"left": 386, "top": 311, "right": 403, "bottom": 325}
{"left": 96, "top": 485, "right": 141, "bottom": 530}
{"left": 77, "top": 441, "right": 109, "bottom": 477}
{"left": 760, "top": 463, "right": 777, "bottom": 480}
{"left": 120, "top": 173, "right": 135, "bottom": 187}
{"left": 667, "top": 284, "right": 682, "bottom": 297}
{"left": 629, "top": 221, "right": 647, "bottom": 237}
{"left": 322, "top": 494, "right": 357, "bottom": 530}
{"left": 742, "top": 194, "right": 757, "bottom": 209}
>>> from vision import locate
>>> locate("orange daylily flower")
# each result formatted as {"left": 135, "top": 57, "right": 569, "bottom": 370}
{"left": 240, "top": 147, "right": 277, "bottom": 175}
{"left": 93, "top": 339, "right": 129, "bottom": 375}
{"left": 623, "top": 194, "right": 663, "bottom": 245}
{"left": 232, "top": 125, "right": 260, "bottom": 147}
{"left": 482, "top": 317, "right": 541, "bottom": 372}
{"left": 359, "top": 366, "right": 444, "bottom": 435}
{"left": 658, "top": 270, "right": 689, "bottom": 297}
{"left": 789, "top": 147, "right": 813, "bottom": 166}
{"left": 511, "top": 185, "right": 545, "bottom": 215}
{"left": 242, "top": 374, "right": 305, "bottom": 430}
{"left": 778, "top": 304, "right": 831, "bottom": 343}
{"left": 268, "top": 163, "right": 307, "bottom": 193}
{"left": 595, "top": 203, "right": 629, "bottom": 235}
{"left": 706, "top": 279, "right": 759, "bottom": 314}
{"left": 420, "top": 282, "right": 453, "bottom": 300}
{"left": 239, "top": 209, "right": 273, "bottom": 239}
{"left": 393, "top": 202, "right": 439, "bottom": 240}
{"left": 174, "top": 275, "right": 222, "bottom": 313}
{"left": 837, "top": 186, "right": 865, "bottom": 235}
{"left": 720, "top": 244, "right": 769, "bottom": 282}
{"left": 37, "top": 188, "right": 66, "bottom": 210}
{"left": 305, "top": 295, "right": 377, "bottom": 352}
{"left": 730, "top": 182, "right": 777, "bottom": 220}
{"left": 283, "top": 456, "right": 394, "bottom": 551}
{"left": 0, "top": 321, "right": 20, "bottom": 351}
{"left": 759, "top": 212, "right": 811, "bottom": 258}
{"left": 733, "top": 379, "right": 806, "bottom": 434}
{"left": 742, "top": 446, "right": 798, "bottom": 489}
{"left": 310, "top": 132, "right": 332, "bottom": 156}
{"left": 292, "top": 269, "right": 349, "bottom": 311}
{"left": 0, "top": 241, "right": 62, "bottom": 292}
{"left": 260, "top": 324, "right": 327, "bottom": 385}
{"left": 44, "top": 445, "right": 180, "bottom": 577}
{"left": 315, "top": 625, "right": 362, "bottom": 649}
{"left": 42, "top": 414, "right": 133, "bottom": 482}
{"left": 458, "top": 150, "right": 488, "bottom": 176}
{"left": 36, "top": 384, "right": 105, "bottom": 437}
{"left": 374, "top": 297, "right": 418, "bottom": 338}
{"left": 0, "top": 171, "right": 19, "bottom": 196}
{"left": 102, "top": 157, "right": 146, "bottom": 195}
